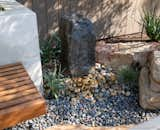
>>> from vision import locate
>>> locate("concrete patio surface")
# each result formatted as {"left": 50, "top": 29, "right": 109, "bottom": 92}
{"left": 46, "top": 125, "right": 132, "bottom": 130}
{"left": 46, "top": 116, "right": 160, "bottom": 130}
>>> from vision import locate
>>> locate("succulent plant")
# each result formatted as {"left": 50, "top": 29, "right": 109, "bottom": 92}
{"left": 142, "top": 11, "right": 160, "bottom": 42}
{"left": 44, "top": 63, "right": 65, "bottom": 99}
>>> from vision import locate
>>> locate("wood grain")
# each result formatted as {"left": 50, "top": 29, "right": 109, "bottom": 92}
{"left": 0, "top": 63, "right": 47, "bottom": 129}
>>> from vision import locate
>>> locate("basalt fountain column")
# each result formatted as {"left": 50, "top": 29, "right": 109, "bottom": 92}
{"left": 59, "top": 14, "right": 96, "bottom": 77}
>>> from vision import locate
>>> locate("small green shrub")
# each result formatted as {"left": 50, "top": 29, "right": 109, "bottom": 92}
{"left": 118, "top": 66, "right": 139, "bottom": 86}
{"left": 40, "top": 33, "right": 62, "bottom": 65}
{"left": 142, "top": 11, "right": 160, "bottom": 41}
{"left": 44, "top": 64, "right": 65, "bottom": 99}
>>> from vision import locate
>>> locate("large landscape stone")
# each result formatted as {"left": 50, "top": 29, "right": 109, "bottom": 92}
{"left": 96, "top": 41, "right": 160, "bottom": 109}
{"left": 149, "top": 51, "right": 160, "bottom": 83}
{"left": 150, "top": 76, "right": 160, "bottom": 93}
{"left": 139, "top": 51, "right": 160, "bottom": 110}
{"left": 0, "top": 0, "right": 43, "bottom": 93}
{"left": 139, "top": 67, "right": 160, "bottom": 110}
{"left": 59, "top": 14, "right": 96, "bottom": 77}
{"left": 96, "top": 42, "right": 153, "bottom": 69}
{"left": 95, "top": 42, "right": 133, "bottom": 68}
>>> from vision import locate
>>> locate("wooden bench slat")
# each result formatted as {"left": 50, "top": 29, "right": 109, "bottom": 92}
{"left": 0, "top": 84, "right": 35, "bottom": 97}
{"left": 0, "top": 98, "right": 46, "bottom": 117}
{"left": 0, "top": 80, "right": 32, "bottom": 91}
{"left": 0, "top": 65, "right": 23, "bottom": 73}
{"left": 0, "top": 77, "right": 31, "bottom": 86}
{"left": 0, "top": 62, "right": 46, "bottom": 129}
{"left": 0, "top": 62, "right": 22, "bottom": 70}
{"left": 0, "top": 72, "right": 28, "bottom": 81}
{"left": 0, "top": 88, "right": 38, "bottom": 103}
{"left": 0, "top": 93, "right": 42, "bottom": 110}
{"left": 0, "top": 99, "right": 46, "bottom": 129}
{"left": 0, "top": 68, "right": 25, "bottom": 77}
{"left": 0, "top": 73, "right": 29, "bottom": 85}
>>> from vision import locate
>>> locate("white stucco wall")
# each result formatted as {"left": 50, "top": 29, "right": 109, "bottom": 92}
{"left": 0, "top": 0, "right": 43, "bottom": 94}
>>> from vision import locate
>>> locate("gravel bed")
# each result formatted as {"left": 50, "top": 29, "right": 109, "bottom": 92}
{"left": 10, "top": 83, "right": 160, "bottom": 130}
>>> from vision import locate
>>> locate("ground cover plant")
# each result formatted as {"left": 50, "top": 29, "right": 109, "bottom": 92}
{"left": 40, "top": 33, "right": 65, "bottom": 99}
{"left": 40, "top": 33, "right": 62, "bottom": 65}
{"left": 118, "top": 65, "right": 139, "bottom": 87}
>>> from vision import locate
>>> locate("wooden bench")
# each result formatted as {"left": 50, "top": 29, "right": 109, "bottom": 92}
{"left": 0, "top": 63, "right": 47, "bottom": 129}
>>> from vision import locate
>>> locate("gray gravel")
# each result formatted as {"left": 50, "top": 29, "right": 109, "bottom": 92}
{"left": 9, "top": 83, "right": 160, "bottom": 130}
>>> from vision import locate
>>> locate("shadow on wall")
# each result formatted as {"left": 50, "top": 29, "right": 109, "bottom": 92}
{"left": 17, "top": 0, "right": 61, "bottom": 40}
{"left": 17, "top": 0, "right": 160, "bottom": 40}
{"left": 17, "top": 0, "right": 139, "bottom": 39}
{"left": 17, "top": 0, "right": 32, "bottom": 8}
{"left": 142, "top": 0, "right": 160, "bottom": 15}
{"left": 60, "top": 0, "right": 132, "bottom": 38}
{"left": 46, "top": 0, "right": 61, "bottom": 35}
{"left": 17, "top": 0, "right": 47, "bottom": 39}
{"left": 20, "top": 0, "right": 160, "bottom": 40}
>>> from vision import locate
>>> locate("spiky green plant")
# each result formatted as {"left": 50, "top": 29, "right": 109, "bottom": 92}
{"left": 142, "top": 11, "right": 160, "bottom": 41}
{"left": 44, "top": 64, "right": 65, "bottom": 99}
{"left": 118, "top": 66, "right": 139, "bottom": 86}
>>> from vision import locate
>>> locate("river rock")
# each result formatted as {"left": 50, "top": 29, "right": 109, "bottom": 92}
{"left": 59, "top": 14, "right": 96, "bottom": 77}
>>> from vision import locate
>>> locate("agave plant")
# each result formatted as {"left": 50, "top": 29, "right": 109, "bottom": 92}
{"left": 44, "top": 64, "right": 65, "bottom": 99}
{"left": 142, "top": 11, "right": 160, "bottom": 41}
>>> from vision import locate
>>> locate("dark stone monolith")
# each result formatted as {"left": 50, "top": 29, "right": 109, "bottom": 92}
{"left": 59, "top": 14, "right": 96, "bottom": 77}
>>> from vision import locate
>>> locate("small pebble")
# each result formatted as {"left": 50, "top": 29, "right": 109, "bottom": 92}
{"left": 11, "top": 63, "right": 160, "bottom": 130}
